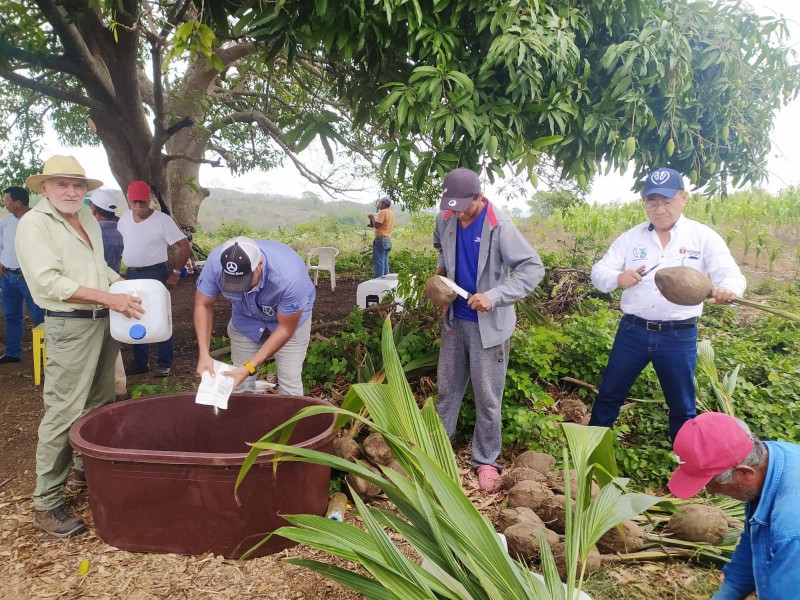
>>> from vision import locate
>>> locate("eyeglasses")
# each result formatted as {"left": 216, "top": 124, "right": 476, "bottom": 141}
{"left": 643, "top": 197, "right": 678, "bottom": 210}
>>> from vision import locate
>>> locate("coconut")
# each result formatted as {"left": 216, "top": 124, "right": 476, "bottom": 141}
{"left": 551, "top": 541, "right": 602, "bottom": 581}
{"left": 383, "top": 459, "right": 407, "bottom": 478}
{"left": 537, "top": 494, "right": 571, "bottom": 534}
{"left": 668, "top": 504, "right": 729, "bottom": 544}
{"left": 497, "top": 506, "right": 543, "bottom": 531}
{"left": 504, "top": 523, "right": 561, "bottom": 560}
{"left": 512, "top": 451, "right": 556, "bottom": 474}
{"left": 424, "top": 275, "right": 457, "bottom": 309}
{"left": 363, "top": 432, "right": 394, "bottom": 466}
{"left": 507, "top": 479, "right": 555, "bottom": 512}
{"left": 501, "top": 466, "right": 549, "bottom": 490}
{"left": 559, "top": 398, "right": 588, "bottom": 423}
{"left": 332, "top": 437, "right": 361, "bottom": 463}
{"left": 549, "top": 470, "right": 600, "bottom": 500}
{"left": 346, "top": 460, "right": 382, "bottom": 497}
{"left": 596, "top": 520, "right": 646, "bottom": 554}
{"left": 655, "top": 266, "right": 712, "bottom": 306}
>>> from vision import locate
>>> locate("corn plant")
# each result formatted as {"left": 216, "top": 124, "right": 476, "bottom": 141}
{"left": 237, "top": 317, "right": 659, "bottom": 599}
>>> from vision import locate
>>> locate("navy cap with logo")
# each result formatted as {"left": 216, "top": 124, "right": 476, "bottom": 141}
{"left": 642, "top": 168, "right": 685, "bottom": 199}
{"left": 439, "top": 168, "right": 482, "bottom": 212}
{"left": 219, "top": 236, "right": 262, "bottom": 293}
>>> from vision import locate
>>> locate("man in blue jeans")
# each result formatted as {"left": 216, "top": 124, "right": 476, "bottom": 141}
{"left": 589, "top": 168, "right": 745, "bottom": 439}
{"left": 368, "top": 196, "right": 394, "bottom": 277}
{"left": 117, "top": 181, "right": 191, "bottom": 377}
{"left": 0, "top": 186, "right": 44, "bottom": 363}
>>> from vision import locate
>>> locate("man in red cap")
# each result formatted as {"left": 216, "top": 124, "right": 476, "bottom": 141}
{"left": 118, "top": 181, "right": 191, "bottom": 377}
{"left": 668, "top": 412, "right": 800, "bottom": 598}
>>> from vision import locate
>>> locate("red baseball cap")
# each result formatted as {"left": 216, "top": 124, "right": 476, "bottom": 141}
{"left": 668, "top": 413, "right": 754, "bottom": 499}
{"left": 127, "top": 180, "right": 152, "bottom": 201}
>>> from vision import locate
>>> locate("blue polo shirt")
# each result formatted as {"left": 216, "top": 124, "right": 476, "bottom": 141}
{"left": 197, "top": 240, "right": 316, "bottom": 342}
{"left": 452, "top": 203, "right": 487, "bottom": 322}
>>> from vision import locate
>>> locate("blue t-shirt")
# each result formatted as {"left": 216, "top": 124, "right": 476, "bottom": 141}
{"left": 99, "top": 220, "right": 124, "bottom": 273}
{"left": 452, "top": 204, "right": 487, "bottom": 322}
{"left": 196, "top": 240, "right": 316, "bottom": 342}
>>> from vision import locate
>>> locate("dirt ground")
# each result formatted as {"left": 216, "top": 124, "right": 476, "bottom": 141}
{"left": 0, "top": 272, "right": 726, "bottom": 599}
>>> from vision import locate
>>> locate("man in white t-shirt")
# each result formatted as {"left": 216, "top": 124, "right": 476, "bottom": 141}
{"left": 117, "top": 181, "right": 191, "bottom": 377}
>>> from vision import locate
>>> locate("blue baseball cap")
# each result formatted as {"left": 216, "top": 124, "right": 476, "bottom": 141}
{"left": 642, "top": 168, "right": 685, "bottom": 199}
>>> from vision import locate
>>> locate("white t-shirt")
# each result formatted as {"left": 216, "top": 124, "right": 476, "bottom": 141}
{"left": 118, "top": 210, "right": 185, "bottom": 267}
{"left": 591, "top": 215, "right": 746, "bottom": 321}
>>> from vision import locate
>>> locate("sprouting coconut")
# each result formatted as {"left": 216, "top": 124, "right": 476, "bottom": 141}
{"left": 497, "top": 506, "right": 543, "bottom": 531}
{"left": 549, "top": 469, "right": 600, "bottom": 500}
{"left": 596, "top": 519, "right": 646, "bottom": 554}
{"left": 668, "top": 504, "right": 729, "bottom": 545}
{"left": 507, "top": 479, "right": 555, "bottom": 513}
{"left": 363, "top": 432, "right": 393, "bottom": 466}
{"left": 346, "top": 460, "right": 382, "bottom": 497}
{"left": 537, "top": 494, "right": 571, "bottom": 534}
{"left": 512, "top": 451, "right": 556, "bottom": 474}
{"left": 423, "top": 275, "right": 456, "bottom": 309}
{"left": 551, "top": 541, "right": 602, "bottom": 581}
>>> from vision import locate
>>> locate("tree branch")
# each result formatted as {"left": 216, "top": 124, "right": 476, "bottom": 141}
{"left": 0, "top": 68, "right": 101, "bottom": 110}
{"left": 162, "top": 154, "right": 223, "bottom": 167}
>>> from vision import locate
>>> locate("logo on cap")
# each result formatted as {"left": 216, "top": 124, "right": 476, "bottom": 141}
{"left": 448, "top": 199, "right": 457, "bottom": 207}
{"left": 225, "top": 261, "right": 239, "bottom": 274}
{"left": 651, "top": 170, "right": 670, "bottom": 184}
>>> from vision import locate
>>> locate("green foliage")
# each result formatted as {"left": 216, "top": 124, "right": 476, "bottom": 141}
{"left": 130, "top": 378, "right": 182, "bottom": 398}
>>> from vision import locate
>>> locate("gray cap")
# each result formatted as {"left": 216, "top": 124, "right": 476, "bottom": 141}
{"left": 439, "top": 168, "right": 481, "bottom": 211}
{"left": 377, "top": 196, "right": 391, "bottom": 206}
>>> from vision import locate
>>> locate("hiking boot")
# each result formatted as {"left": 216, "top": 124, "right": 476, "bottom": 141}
{"left": 33, "top": 505, "right": 86, "bottom": 538}
{"left": 125, "top": 362, "right": 150, "bottom": 375}
{"left": 0, "top": 354, "right": 21, "bottom": 364}
{"left": 152, "top": 366, "right": 171, "bottom": 377}
{"left": 68, "top": 469, "right": 88, "bottom": 491}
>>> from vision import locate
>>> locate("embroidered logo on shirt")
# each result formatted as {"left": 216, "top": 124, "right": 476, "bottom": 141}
{"left": 633, "top": 246, "right": 647, "bottom": 259}
{"left": 474, "top": 237, "right": 481, "bottom": 243}
{"left": 679, "top": 247, "right": 701, "bottom": 257}
{"left": 225, "top": 261, "right": 239, "bottom": 274}
{"left": 260, "top": 304, "right": 275, "bottom": 316}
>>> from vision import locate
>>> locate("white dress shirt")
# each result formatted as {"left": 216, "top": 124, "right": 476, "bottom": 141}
{"left": 0, "top": 214, "right": 22, "bottom": 268}
{"left": 591, "top": 215, "right": 746, "bottom": 321}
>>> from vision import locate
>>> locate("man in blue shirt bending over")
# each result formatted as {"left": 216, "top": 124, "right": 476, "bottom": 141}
{"left": 669, "top": 412, "right": 800, "bottom": 600}
{"left": 194, "top": 236, "right": 316, "bottom": 395}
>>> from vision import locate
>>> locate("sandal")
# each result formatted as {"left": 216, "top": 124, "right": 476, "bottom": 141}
{"left": 476, "top": 465, "right": 501, "bottom": 492}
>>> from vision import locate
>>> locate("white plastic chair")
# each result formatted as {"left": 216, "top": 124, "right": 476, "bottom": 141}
{"left": 306, "top": 247, "right": 339, "bottom": 291}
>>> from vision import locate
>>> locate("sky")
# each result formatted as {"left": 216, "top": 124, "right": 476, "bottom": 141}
{"left": 43, "top": 0, "right": 800, "bottom": 209}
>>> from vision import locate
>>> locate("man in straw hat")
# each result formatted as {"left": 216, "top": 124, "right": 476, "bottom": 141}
{"left": 589, "top": 167, "right": 745, "bottom": 441}
{"left": 16, "top": 155, "right": 144, "bottom": 537}
{"left": 668, "top": 412, "right": 800, "bottom": 598}
{"left": 433, "top": 167, "right": 544, "bottom": 492}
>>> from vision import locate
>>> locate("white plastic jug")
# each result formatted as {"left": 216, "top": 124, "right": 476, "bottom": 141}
{"left": 109, "top": 279, "right": 173, "bottom": 344}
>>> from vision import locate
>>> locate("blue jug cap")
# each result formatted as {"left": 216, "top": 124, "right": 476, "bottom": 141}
{"left": 129, "top": 324, "right": 147, "bottom": 340}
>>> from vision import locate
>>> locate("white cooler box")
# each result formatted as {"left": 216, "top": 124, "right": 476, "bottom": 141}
{"left": 357, "top": 274, "right": 404, "bottom": 312}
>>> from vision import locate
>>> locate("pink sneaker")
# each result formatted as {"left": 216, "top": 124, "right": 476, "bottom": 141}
{"left": 476, "top": 465, "right": 501, "bottom": 492}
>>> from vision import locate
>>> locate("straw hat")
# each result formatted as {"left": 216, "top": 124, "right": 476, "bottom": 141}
{"left": 25, "top": 155, "right": 103, "bottom": 192}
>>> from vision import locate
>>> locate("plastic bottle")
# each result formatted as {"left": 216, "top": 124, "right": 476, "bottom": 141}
{"left": 325, "top": 492, "right": 348, "bottom": 522}
{"left": 109, "top": 279, "right": 173, "bottom": 344}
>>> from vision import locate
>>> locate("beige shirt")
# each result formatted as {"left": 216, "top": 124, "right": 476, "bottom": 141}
{"left": 373, "top": 207, "right": 394, "bottom": 238}
{"left": 16, "top": 199, "right": 119, "bottom": 312}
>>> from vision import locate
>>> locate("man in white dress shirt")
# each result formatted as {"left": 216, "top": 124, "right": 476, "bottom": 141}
{"left": 589, "top": 168, "right": 746, "bottom": 440}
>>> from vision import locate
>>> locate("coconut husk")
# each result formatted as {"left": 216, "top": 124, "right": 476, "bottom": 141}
{"left": 497, "top": 506, "right": 543, "bottom": 531}
{"left": 549, "top": 470, "right": 600, "bottom": 500}
{"left": 363, "top": 432, "right": 393, "bottom": 466}
{"left": 501, "top": 466, "right": 549, "bottom": 490}
{"left": 424, "top": 275, "right": 456, "bottom": 309}
{"left": 655, "top": 267, "right": 712, "bottom": 306}
{"left": 551, "top": 541, "right": 602, "bottom": 581}
{"left": 559, "top": 398, "right": 588, "bottom": 423}
{"left": 346, "top": 460, "right": 382, "bottom": 497}
{"left": 332, "top": 437, "right": 361, "bottom": 463}
{"left": 668, "top": 504, "right": 729, "bottom": 545}
{"left": 504, "top": 523, "right": 560, "bottom": 560}
{"left": 537, "top": 494, "right": 571, "bottom": 534}
{"left": 511, "top": 451, "right": 556, "bottom": 474}
{"left": 507, "top": 479, "right": 555, "bottom": 513}
{"left": 597, "top": 520, "right": 646, "bottom": 554}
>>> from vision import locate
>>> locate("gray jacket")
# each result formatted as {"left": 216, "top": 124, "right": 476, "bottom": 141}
{"left": 433, "top": 201, "right": 545, "bottom": 348}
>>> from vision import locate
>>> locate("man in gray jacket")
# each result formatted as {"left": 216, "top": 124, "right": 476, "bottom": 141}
{"left": 433, "top": 168, "right": 545, "bottom": 492}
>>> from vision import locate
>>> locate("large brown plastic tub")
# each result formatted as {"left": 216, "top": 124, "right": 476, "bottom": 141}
{"left": 69, "top": 393, "right": 336, "bottom": 558}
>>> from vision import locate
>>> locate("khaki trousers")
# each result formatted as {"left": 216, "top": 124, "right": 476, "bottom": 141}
{"left": 34, "top": 316, "right": 120, "bottom": 510}
{"left": 114, "top": 351, "right": 127, "bottom": 396}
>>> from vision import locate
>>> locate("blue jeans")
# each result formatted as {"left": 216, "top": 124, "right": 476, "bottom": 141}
{"left": 124, "top": 264, "right": 173, "bottom": 368}
{"left": 372, "top": 237, "right": 391, "bottom": 278}
{"left": 1, "top": 272, "right": 44, "bottom": 357}
{"left": 589, "top": 315, "right": 698, "bottom": 440}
